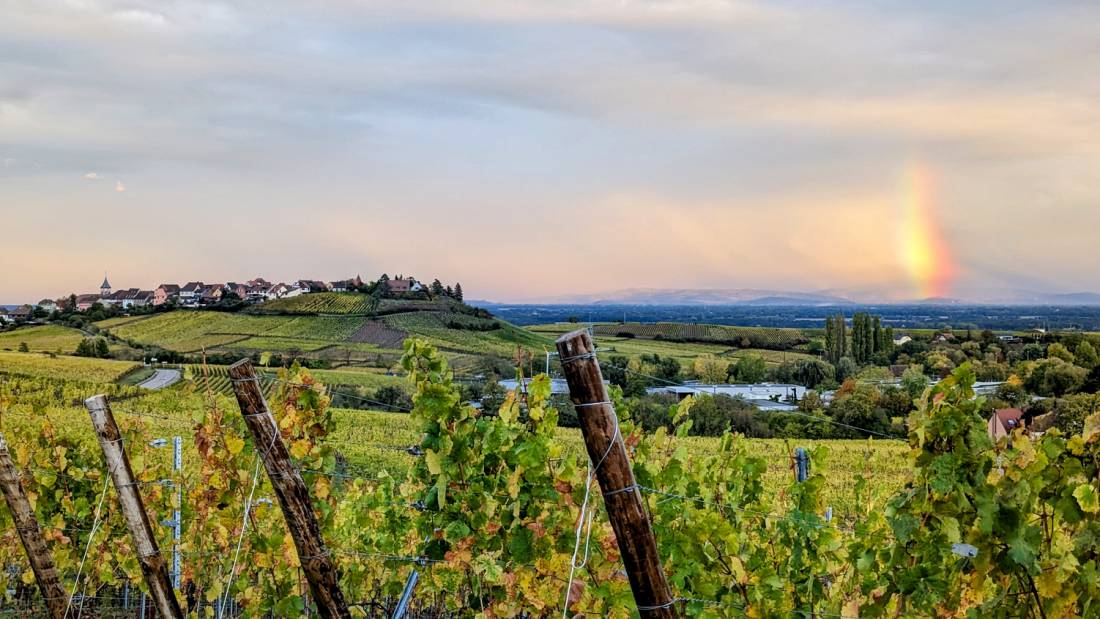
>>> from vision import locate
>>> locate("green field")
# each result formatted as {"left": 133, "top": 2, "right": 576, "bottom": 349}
{"left": 593, "top": 322, "right": 808, "bottom": 349}
{"left": 0, "top": 324, "right": 86, "bottom": 352}
{"left": 529, "top": 322, "right": 814, "bottom": 366}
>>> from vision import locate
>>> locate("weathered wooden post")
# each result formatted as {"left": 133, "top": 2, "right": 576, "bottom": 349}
{"left": 0, "top": 432, "right": 68, "bottom": 619}
{"left": 227, "top": 359, "right": 351, "bottom": 619}
{"left": 555, "top": 330, "right": 678, "bottom": 618}
{"left": 85, "top": 395, "right": 184, "bottom": 619}
{"left": 794, "top": 447, "right": 810, "bottom": 482}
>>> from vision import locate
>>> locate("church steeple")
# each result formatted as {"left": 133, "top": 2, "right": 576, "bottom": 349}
{"left": 100, "top": 274, "right": 111, "bottom": 297}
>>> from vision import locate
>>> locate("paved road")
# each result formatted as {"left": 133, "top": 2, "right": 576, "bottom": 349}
{"left": 138, "top": 368, "right": 182, "bottom": 390}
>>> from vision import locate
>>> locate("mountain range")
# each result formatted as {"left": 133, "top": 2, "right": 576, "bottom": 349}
{"left": 516, "top": 287, "right": 1100, "bottom": 306}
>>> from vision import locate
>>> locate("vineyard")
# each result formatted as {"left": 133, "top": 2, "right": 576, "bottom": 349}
{"left": 245, "top": 293, "right": 378, "bottom": 316}
{"left": 1, "top": 340, "right": 1099, "bottom": 617}
{"left": 593, "top": 322, "right": 808, "bottom": 350}
{"left": 0, "top": 351, "right": 140, "bottom": 383}
{"left": 0, "top": 325, "right": 86, "bottom": 353}
{"left": 244, "top": 293, "right": 472, "bottom": 318}
{"left": 183, "top": 365, "right": 278, "bottom": 398}
{"left": 95, "top": 309, "right": 550, "bottom": 361}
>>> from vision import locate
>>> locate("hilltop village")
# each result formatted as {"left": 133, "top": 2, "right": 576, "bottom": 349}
{"left": 0, "top": 274, "right": 463, "bottom": 321}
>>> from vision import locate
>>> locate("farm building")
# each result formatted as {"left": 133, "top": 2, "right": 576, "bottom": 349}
{"left": 647, "top": 382, "right": 806, "bottom": 402}
{"left": 498, "top": 378, "right": 599, "bottom": 395}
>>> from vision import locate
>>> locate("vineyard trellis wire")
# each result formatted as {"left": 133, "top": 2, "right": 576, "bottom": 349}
{"left": 2, "top": 337, "right": 1100, "bottom": 617}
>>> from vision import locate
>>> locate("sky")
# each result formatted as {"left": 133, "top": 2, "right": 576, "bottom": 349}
{"left": 2, "top": 0, "right": 1100, "bottom": 303}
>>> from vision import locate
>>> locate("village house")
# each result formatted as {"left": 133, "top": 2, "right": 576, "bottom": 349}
{"left": 244, "top": 283, "right": 268, "bottom": 300}
{"left": 37, "top": 299, "right": 58, "bottom": 313}
{"left": 102, "top": 288, "right": 153, "bottom": 309}
{"left": 329, "top": 275, "right": 363, "bottom": 292}
{"left": 75, "top": 294, "right": 101, "bottom": 311}
{"left": 385, "top": 278, "right": 421, "bottom": 293}
{"left": 226, "top": 282, "right": 249, "bottom": 298}
{"left": 988, "top": 408, "right": 1025, "bottom": 441}
{"left": 7, "top": 305, "right": 35, "bottom": 321}
{"left": 154, "top": 284, "right": 180, "bottom": 306}
{"left": 179, "top": 282, "right": 204, "bottom": 305}
{"left": 128, "top": 290, "right": 155, "bottom": 308}
{"left": 297, "top": 280, "right": 329, "bottom": 293}
{"left": 0, "top": 309, "right": 10, "bottom": 324}
{"left": 893, "top": 334, "right": 912, "bottom": 346}
{"left": 284, "top": 286, "right": 306, "bottom": 298}
{"left": 200, "top": 284, "right": 226, "bottom": 304}
{"left": 263, "top": 283, "right": 290, "bottom": 300}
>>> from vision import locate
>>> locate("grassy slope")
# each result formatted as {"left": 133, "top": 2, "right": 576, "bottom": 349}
{"left": 0, "top": 325, "right": 86, "bottom": 353}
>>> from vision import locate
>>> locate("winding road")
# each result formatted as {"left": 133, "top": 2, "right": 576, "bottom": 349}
{"left": 138, "top": 368, "right": 182, "bottom": 390}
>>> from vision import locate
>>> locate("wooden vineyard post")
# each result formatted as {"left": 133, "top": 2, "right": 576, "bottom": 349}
{"left": 0, "top": 432, "right": 68, "bottom": 619}
{"left": 555, "top": 330, "right": 678, "bottom": 618}
{"left": 84, "top": 395, "right": 183, "bottom": 619}
{"left": 227, "top": 359, "right": 351, "bottom": 619}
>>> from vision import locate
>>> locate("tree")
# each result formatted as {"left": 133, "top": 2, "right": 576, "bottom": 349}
{"left": 996, "top": 375, "right": 1029, "bottom": 407}
{"left": 827, "top": 385, "right": 889, "bottom": 438}
{"left": 731, "top": 354, "right": 767, "bottom": 383}
{"left": 1047, "top": 342, "right": 1076, "bottom": 363}
{"left": 1075, "top": 341, "right": 1098, "bottom": 370}
{"left": 74, "top": 337, "right": 109, "bottom": 358}
{"left": 835, "top": 356, "right": 858, "bottom": 382}
{"left": 872, "top": 316, "right": 883, "bottom": 356}
{"left": 430, "top": 279, "right": 445, "bottom": 296}
{"left": 18, "top": 342, "right": 29, "bottom": 353}
{"left": 1026, "top": 358, "right": 1086, "bottom": 397}
{"left": 824, "top": 313, "right": 847, "bottom": 364}
{"left": 453, "top": 283, "right": 464, "bottom": 302}
{"left": 693, "top": 355, "right": 729, "bottom": 384}
{"left": 1053, "top": 392, "right": 1100, "bottom": 435}
{"left": 900, "top": 365, "right": 929, "bottom": 401}
{"left": 774, "top": 359, "right": 836, "bottom": 389}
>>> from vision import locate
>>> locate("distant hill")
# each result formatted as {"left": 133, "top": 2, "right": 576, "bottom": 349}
{"left": 514, "top": 286, "right": 1100, "bottom": 306}
{"left": 543, "top": 288, "right": 855, "bottom": 306}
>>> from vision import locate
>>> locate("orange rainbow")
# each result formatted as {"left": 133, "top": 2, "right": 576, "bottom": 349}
{"left": 900, "top": 161, "right": 955, "bottom": 299}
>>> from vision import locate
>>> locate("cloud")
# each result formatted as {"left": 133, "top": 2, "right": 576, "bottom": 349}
{"left": 115, "top": 180, "right": 125, "bottom": 192}
{"left": 2, "top": 0, "right": 1100, "bottom": 301}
